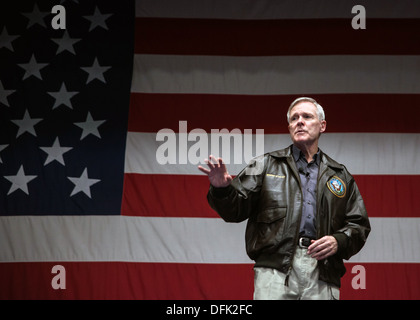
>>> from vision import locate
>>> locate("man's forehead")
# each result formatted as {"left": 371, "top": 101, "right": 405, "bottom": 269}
{"left": 290, "top": 101, "right": 317, "bottom": 114}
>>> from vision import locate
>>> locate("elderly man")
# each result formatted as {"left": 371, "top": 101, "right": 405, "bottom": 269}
{"left": 198, "top": 97, "right": 370, "bottom": 300}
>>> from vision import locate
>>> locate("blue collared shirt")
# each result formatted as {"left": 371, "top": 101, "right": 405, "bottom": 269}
{"left": 292, "top": 145, "right": 320, "bottom": 239}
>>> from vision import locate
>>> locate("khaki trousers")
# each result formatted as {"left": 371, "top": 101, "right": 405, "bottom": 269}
{"left": 253, "top": 247, "right": 340, "bottom": 300}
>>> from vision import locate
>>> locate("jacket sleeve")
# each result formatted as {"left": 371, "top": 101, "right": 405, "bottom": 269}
{"left": 207, "top": 155, "right": 266, "bottom": 223}
{"left": 333, "top": 175, "right": 371, "bottom": 260}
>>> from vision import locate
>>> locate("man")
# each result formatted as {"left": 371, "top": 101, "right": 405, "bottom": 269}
{"left": 198, "top": 97, "right": 370, "bottom": 300}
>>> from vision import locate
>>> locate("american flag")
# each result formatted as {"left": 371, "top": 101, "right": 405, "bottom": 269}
{"left": 1, "top": 0, "right": 420, "bottom": 300}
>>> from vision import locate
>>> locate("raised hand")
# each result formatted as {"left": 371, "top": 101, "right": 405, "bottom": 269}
{"left": 198, "top": 155, "right": 233, "bottom": 188}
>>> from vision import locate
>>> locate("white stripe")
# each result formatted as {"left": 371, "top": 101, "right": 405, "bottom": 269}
{"left": 132, "top": 55, "right": 420, "bottom": 95}
{"left": 0, "top": 216, "right": 418, "bottom": 263}
{"left": 136, "top": 0, "right": 420, "bottom": 19}
{"left": 0, "top": 216, "right": 250, "bottom": 263}
{"left": 124, "top": 132, "right": 420, "bottom": 175}
{"left": 349, "top": 218, "right": 420, "bottom": 263}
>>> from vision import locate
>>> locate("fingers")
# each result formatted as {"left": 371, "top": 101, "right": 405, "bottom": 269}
{"left": 198, "top": 155, "right": 227, "bottom": 175}
{"left": 204, "top": 157, "right": 215, "bottom": 170}
{"left": 211, "top": 155, "right": 223, "bottom": 168}
{"left": 203, "top": 155, "right": 225, "bottom": 170}
{"left": 206, "top": 155, "right": 218, "bottom": 169}
{"left": 219, "top": 158, "right": 229, "bottom": 173}
{"left": 197, "top": 165, "right": 210, "bottom": 175}
{"left": 310, "top": 249, "right": 330, "bottom": 261}
{"left": 307, "top": 236, "right": 337, "bottom": 260}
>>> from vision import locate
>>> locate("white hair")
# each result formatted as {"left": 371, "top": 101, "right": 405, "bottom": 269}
{"left": 287, "top": 97, "right": 325, "bottom": 123}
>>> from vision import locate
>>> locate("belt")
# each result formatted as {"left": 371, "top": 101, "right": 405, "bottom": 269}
{"left": 298, "top": 237, "right": 314, "bottom": 248}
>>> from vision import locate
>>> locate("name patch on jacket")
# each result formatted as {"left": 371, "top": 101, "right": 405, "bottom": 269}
{"left": 327, "top": 176, "right": 346, "bottom": 198}
{"left": 266, "top": 173, "right": 285, "bottom": 179}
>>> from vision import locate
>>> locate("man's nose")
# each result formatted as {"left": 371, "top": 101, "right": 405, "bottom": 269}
{"left": 297, "top": 116, "right": 304, "bottom": 125}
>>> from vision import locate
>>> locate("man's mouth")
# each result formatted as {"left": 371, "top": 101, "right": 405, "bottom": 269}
{"left": 296, "top": 130, "right": 306, "bottom": 134}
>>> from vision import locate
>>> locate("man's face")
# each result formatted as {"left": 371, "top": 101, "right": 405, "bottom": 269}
{"left": 288, "top": 102, "right": 326, "bottom": 146}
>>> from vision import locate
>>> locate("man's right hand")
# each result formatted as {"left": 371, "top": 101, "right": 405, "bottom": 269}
{"left": 198, "top": 155, "right": 233, "bottom": 188}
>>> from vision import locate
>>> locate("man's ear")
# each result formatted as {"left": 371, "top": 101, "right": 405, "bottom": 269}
{"left": 320, "top": 120, "right": 327, "bottom": 133}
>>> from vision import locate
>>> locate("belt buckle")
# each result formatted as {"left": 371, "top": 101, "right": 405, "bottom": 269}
{"left": 299, "top": 237, "right": 304, "bottom": 248}
{"left": 299, "top": 237, "right": 309, "bottom": 248}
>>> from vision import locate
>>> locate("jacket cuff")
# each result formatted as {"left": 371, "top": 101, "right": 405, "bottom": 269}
{"left": 209, "top": 184, "right": 232, "bottom": 198}
{"left": 332, "top": 232, "right": 349, "bottom": 256}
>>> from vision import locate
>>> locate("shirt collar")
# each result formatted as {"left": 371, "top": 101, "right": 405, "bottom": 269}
{"left": 292, "top": 144, "right": 321, "bottom": 165}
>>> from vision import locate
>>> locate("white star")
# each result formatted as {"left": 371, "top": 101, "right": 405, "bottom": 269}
{"left": 83, "top": 6, "right": 113, "bottom": 31}
{"left": 74, "top": 112, "right": 106, "bottom": 140}
{"left": 18, "top": 54, "right": 48, "bottom": 80}
{"left": 39, "top": 137, "right": 73, "bottom": 166}
{"left": 21, "top": 3, "right": 49, "bottom": 29}
{"left": 11, "top": 109, "right": 43, "bottom": 138}
{"left": 80, "top": 57, "right": 111, "bottom": 84}
{"left": 0, "top": 144, "right": 8, "bottom": 163}
{"left": 0, "top": 27, "right": 19, "bottom": 52}
{"left": 4, "top": 165, "right": 37, "bottom": 195}
{"left": 47, "top": 82, "right": 79, "bottom": 110}
{"left": 68, "top": 167, "right": 100, "bottom": 198}
{"left": 51, "top": 30, "right": 82, "bottom": 55}
{"left": 0, "top": 80, "right": 16, "bottom": 107}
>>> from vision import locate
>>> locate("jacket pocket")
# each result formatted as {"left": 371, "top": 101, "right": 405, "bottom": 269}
{"left": 257, "top": 207, "right": 287, "bottom": 223}
{"left": 249, "top": 207, "right": 287, "bottom": 255}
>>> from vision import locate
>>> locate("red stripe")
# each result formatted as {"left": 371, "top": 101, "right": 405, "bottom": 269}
{"left": 128, "top": 93, "right": 420, "bottom": 133}
{"left": 121, "top": 174, "right": 420, "bottom": 218}
{"left": 355, "top": 175, "right": 420, "bottom": 218}
{"left": 122, "top": 174, "right": 219, "bottom": 218}
{"left": 1, "top": 262, "right": 419, "bottom": 300}
{"left": 341, "top": 263, "right": 420, "bottom": 300}
{"left": 135, "top": 18, "right": 420, "bottom": 56}
{"left": 0, "top": 262, "right": 253, "bottom": 300}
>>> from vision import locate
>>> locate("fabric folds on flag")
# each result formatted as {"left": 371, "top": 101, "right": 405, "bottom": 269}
{"left": 1, "top": 0, "right": 420, "bottom": 300}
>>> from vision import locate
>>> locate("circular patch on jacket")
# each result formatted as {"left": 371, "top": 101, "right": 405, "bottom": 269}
{"left": 327, "top": 176, "right": 346, "bottom": 198}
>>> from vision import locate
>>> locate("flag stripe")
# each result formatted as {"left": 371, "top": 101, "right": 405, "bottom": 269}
{"left": 340, "top": 263, "right": 420, "bottom": 300}
{"left": 0, "top": 262, "right": 254, "bottom": 300}
{"left": 1, "top": 261, "right": 420, "bottom": 300}
{"left": 132, "top": 54, "right": 420, "bottom": 94}
{"left": 128, "top": 93, "right": 420, "bottom": 134}
{"left": 121, "top": 174, "right": 420, "bottom": 218}
{"left": 121, "top": 174, "right": 218, "bottom": 218}
{"left": 1, "top": 216, "right": 419, "bottom": 263}
{"left": 135, "top": 18, "right": 420, "bottom": 56}
{"left": 124, "top": 132, "right": 420, "bottom": 175}
{"left": 135, "top": 0, "right": 420, "bottom": 19}
{"left": 2, "top": 261, "right": 419, "bottom": 300}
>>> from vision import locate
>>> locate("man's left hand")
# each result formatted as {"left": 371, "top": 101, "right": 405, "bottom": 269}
{"left": 307, "top": 236, "right": 338, "bottom": 260}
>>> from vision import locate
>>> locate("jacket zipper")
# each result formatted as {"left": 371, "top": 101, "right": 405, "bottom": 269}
{"left": 316, "top": 166, "right": 329, "bottom": 238}
{"left": 284, "top": 158, "right": 330, "bottom": 286}
{"left": 316, "top": 166, "right": 331, "bottom": 271}
{"left": 284, "top": 157, "right": 303, "bottom": 287}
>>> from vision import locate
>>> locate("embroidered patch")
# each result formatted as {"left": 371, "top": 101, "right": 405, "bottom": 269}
{"left": 266, "top": 173, "right": 285, "bottom": 179}
{"left": 327, "top": 176, "right": 346, "bottom": 198}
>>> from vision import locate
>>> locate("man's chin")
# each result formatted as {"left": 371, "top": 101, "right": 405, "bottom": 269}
{"left": 292, "top": 137, "right": 309, "bottom": 144}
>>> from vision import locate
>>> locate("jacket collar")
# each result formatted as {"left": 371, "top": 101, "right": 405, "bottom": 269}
{"left": 268, "top": 144, "right": 343, "bottom": 171}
